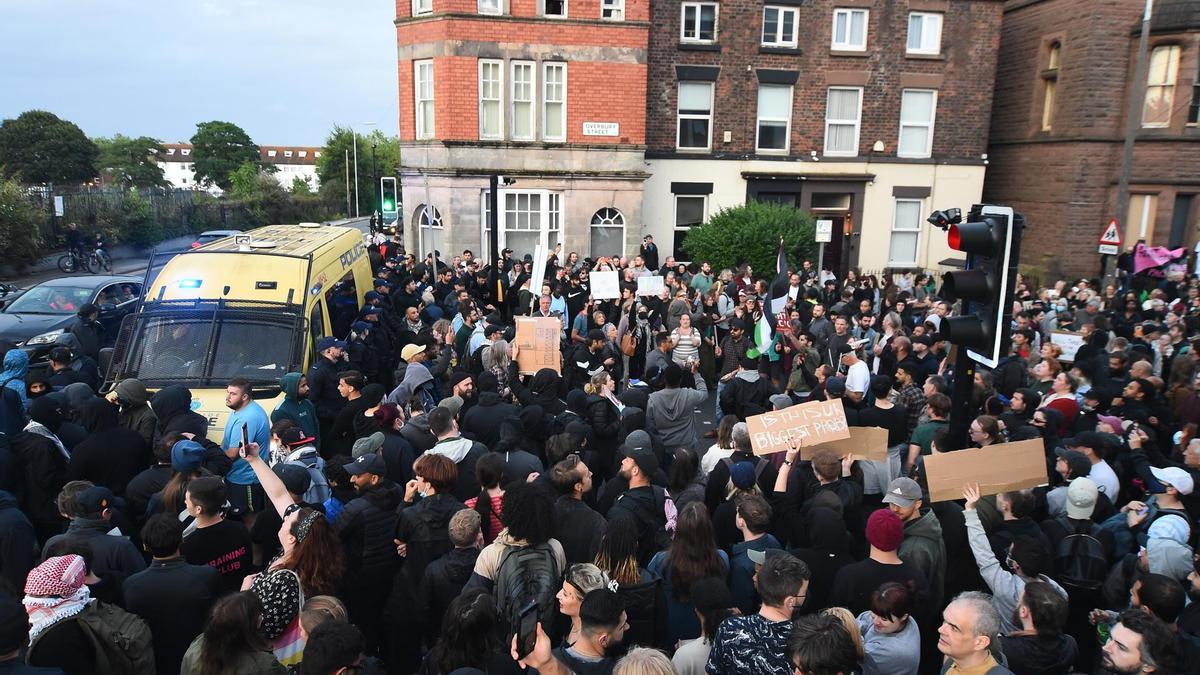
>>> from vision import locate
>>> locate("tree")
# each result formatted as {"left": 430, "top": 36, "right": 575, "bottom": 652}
{"left": 681, "top": 200, "right": 817, "bottom": 276}
{"left": 190, "top": 121, "right": 261, "bottom": 191}
{"left": 290, "top": 175, "right": 313, "bottom": 195}
{"left": 316, "top": 126, "right": 400, "bottom": 216}
{"left": 95, "top": 135, "right": 168, "bottom": 188}
{"left": 0, "top": 179, "right": 45, "bottom": 264}
{"left": 228, "top": 161, "right": 262, "bottom": 198}
{"left": 0, "top": 110, "right": 98, "bottom": 184}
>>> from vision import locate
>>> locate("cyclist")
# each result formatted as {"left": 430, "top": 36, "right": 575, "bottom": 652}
{"left": 65, "top": 222, "right": 84, "bottom": 260}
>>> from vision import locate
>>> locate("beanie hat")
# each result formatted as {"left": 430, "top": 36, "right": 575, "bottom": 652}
{"left": 865, "top": 509, "right": 904, "bottom": 552}
{"left": 171, "top": 440, "right": 206, "bottom": 472}
{"left": 24, "top": 555, "right": 87, "bottom": 597}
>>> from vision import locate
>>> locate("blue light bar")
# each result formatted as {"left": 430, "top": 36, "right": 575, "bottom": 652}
{"left": 178, "top": 279, "right": 202, "bottom": 289}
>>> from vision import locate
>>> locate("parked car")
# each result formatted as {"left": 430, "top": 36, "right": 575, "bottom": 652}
{"left": 0, "top": 275, "right": 142, "bottom": 367}
{"left": 191, "top": 230, "right": 241, "bottom": 249}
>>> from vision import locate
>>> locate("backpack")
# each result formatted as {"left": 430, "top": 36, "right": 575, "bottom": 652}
{"left": 493, "top": 542, "right": 562, "bottom": 636}
{"left": 1055, "top": 523, "right": 1109, "bottom": 591}
{"left": 285, "top": 448, "right": 331, "bottom": 505}
{"left": 28, "top": 600, "right": 155, "bottom": 674}
{"left": 720, "top": 456, "right": 769, "bottom": 496}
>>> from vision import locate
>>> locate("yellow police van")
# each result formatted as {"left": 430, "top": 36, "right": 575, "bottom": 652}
{"left": 104, "top": 223, "right": 371, "bottom": 438}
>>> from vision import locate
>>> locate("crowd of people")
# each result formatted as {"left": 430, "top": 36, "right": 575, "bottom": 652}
{"left": 2, "top": 232, "right": 1200, "bottom": 675}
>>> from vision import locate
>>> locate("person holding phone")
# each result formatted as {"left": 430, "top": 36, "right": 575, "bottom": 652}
{"left": 222, "top": 377, "right": 273, "bottom": 530}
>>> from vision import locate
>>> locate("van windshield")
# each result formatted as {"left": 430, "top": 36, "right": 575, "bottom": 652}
{"left": 114, "top": 303, "right": 305, "bottom": 387}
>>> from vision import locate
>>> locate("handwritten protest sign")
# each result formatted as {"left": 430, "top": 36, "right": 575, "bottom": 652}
{"left": 636, "top": 275, "right": 664, "bottom": 297}
{"left": 806, "top": 426, "right": 889, "bottom": 462}
{"left": 1050, "top": 331, "right": 1084, "bottom": 363}
{"left": 923, "top": 438, "right": 1047, "bottom": 502}
{"left": 746, "top": 399, "right": 850, "bottom": 456}
{"left": 590, "top": 271, "right": 620, "bottom": 300}
{"left": 515, "top": 317, "right": 561, "bottom": 374}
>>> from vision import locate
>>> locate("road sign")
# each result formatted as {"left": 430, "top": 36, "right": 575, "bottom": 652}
{"left": 815, "top": 219, "right": 833, "bottom": 243}
{"left": 1098, "top": 219, "right": 1121, "bottom": 255}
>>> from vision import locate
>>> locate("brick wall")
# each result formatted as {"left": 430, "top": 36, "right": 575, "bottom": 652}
{"left": 645, "top": 0, "right": 1003, "bottom": 159}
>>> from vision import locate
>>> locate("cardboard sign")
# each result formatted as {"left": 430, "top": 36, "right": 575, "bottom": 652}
{"left": 636, "top": 275, "right": 664, "bottom": 296}
{"left": 590, "top": 270, "right": 620, "bottom": 300}
{"left": 746, "top": 399, "right": 851, "bottom": 456}
{"left": 806, "top": 426, "right": 889, "bottom": 462}
{"left": 515, "top": 316, "right": 562, "bottom": 374}
{"left": 1050, "top": 331, "right": 1084, "bottom": 363}
{"left": 923, "top": 438, "right": 1048, "bottom": 502}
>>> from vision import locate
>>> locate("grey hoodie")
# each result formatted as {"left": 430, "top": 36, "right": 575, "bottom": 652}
{"left": 965, "top": 508, "right": 1067, "bottom": 632}
{"left": 647, "top": 385, "right": 708, "bottom": 452}
{"left": 1147, "top": 537, "right": 1193, "bottom": 581}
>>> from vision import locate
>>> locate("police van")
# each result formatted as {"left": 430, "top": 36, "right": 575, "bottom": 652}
{"left": 104, "top": 223, "right": 372, "bottom": 437}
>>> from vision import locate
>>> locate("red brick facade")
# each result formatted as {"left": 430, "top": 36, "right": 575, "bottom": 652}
{"left": 983, "top": 0, "right": 1200, "bottom": 278}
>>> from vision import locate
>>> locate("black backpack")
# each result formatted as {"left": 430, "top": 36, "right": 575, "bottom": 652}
{"left": 493, "top": 542, "right": 562, "bottom": 636}
{"left": 1055, "top": 523, "right": 1109, "bottom": 591}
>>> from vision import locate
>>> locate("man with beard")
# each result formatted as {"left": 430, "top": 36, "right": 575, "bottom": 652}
{"left": 706, "top": 550, "right": 810, "bottom": 675}
{"left": 999, "top": 581, "right": 1079, "bottom": 675}
{"left": 1099, "top": 610, "right": 1178, "bottom": 674}
{"left": 334, "top": 452, "right": 404, "bottom": 654}
{"left": 551, "top": 589, "right": 629, "bottom": 675}
{"left": 221, "top": 377, "right": 272, "bottom": 529}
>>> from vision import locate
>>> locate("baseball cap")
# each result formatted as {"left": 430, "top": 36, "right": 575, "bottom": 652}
{"left": 171, "top": 439, "right": 206, "bottom": 472}
{"left": 316, "top": 336, "right": 347, "bottom": 352}
{"left": 345, "top": 452, "right": 387, "bottom": 477}
{"left": 78, "top": 486, "right": 117, "bottom": 515}
{"left": 825, "top": 377, "right": 846, "bottom": 396}
{"left": 622, "top": 443, "right": 659, "bottom": 477}
{"left": 1063, "top": 431, "right": 1108, "bottom": 452}
{"left": 1065, "top": 477, "right": 1098, "bottom": 519}
{"left": 273, "top": 463, "right": 312, "bottom": 496}
{"left": 439, "top": 395, "right": 465, "bottom": 417}
{"left": 401, "top": 343, "right": 425, "bottom": 362}
{"left": 1054, "top": 448, "right": 1092, "bottom": 479}
{"left": 730, "top": 461, "right": 757, "bottom": 489}
{"left": 351, "top": 320, "right": 371, "bottom": 334}
{"left": 1150, "top": 466, "right": 1195, "bottom": 496}
{"left": 881, "top": 477, "right": 922, "bottom": 508}
{"left": 769, "top": 393, "right": 793, "bottom": 410}
{"left": 352, "top": 431, "right": 386, "bottom": 460}
{"left": 279, "top": 426, "right": 315, "bottom": 448}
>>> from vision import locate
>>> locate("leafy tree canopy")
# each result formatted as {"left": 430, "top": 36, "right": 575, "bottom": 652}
{"left": 190, "top": 120, "right": 261, "bottom": 191}
{"left": 316, "top": 126, "right": 400, "bottom": 216}
{"left": 0, "top": 110, "right": 98, "bottom": 184}
{"left": 95, "top": 134, "right": 168, "bottom": 188}
{"left": 681, "top": 200, "right": 816, "bottom": 276}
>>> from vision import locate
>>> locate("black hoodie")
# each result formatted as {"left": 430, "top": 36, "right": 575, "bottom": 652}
{"left": 66, "top": 397, "right": 147, "bottom": 495}
{"left": 334, "top": 479, "right": 405, "bottom": 574}
{"left": 461, "top": 391, "right": 518, "bottom": 449}
{"left": 151, "top": 385, "right": 209, "bottom": 442}
{"left": 511, "top": 365, "right": 567, "bottom": 416}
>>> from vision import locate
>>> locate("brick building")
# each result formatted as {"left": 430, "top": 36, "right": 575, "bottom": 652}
{"left": 983, "top": 0, "right": 1200, "bottom": 278}
{"left": 394, "top": 0, "right": 650, "bottom": 262}
{"left": 641, "top": 0, "right": 1005, "bottom": 273}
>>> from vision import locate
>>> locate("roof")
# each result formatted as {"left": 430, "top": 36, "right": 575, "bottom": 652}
{"left": 193, "top": 224, "right": 360, "bottom": 258}
{"left": 156, "top": 143, "right": 321, "bottom": 166}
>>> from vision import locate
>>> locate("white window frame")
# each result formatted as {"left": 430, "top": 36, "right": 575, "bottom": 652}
{"left": 1143, "top": 45, "right": 1181, "bottom": 128}
{"left": 489, "top": 189, "right": 563, "bottom": 253}
{"left": 897, "top": 88, "right": 937, "bottom": 158}
{"left": 542, "top": 62, "right": 567, "bottom": 143}
{"left": 673, "top": 194, "right": 707, "bottom": 261}
{"left": 478, "top": 59, "right": 504, "bottom": 140}
{"left": 676, "top": 81, "right": 714, "bottom": 152}
{"left": 415, "top": 60, "right": 435, "bottom": 140}
{"left": 906, "top": 12, "right": 942, "bottom": 55}
{"left": 823, "top": 86, "right": 862, "bottom": 157}
{"left": 602, "top": 0, "right": 623, "bottom": 20}
{"left": 478, "top": 0, "right": 501, "bottom": 14}
{"left": 542, "top": 0, "right": 567, "bottom": 18}
{"left": 267, "top": 150, "right": 277, "bottom": 157}
{"left": 590, "top": 207, "right": 626, "bottom": 257}
{"left": 831, "top": 8, "right": 868, "bottom": 51}
{"left": 756, "top": 84, "right": 793, "bottom": 153}
{"left": 761, "top": 6, "right": 799, "bottom": 48}
{"left": 412, "top": 0, "right": 432, "bottom": 15}
{"left": 889, "top": 199, "right": 923, "bottom": 267}
{"left": 680, "top": 2, "right": 718, "bottom": 43}
{"left": 510, "top": 61, "right": 536, "bottom": 141}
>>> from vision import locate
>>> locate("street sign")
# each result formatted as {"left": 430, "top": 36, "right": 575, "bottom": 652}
{"left": 1098, "top": 219, "right": 1121, "bottom": 255}
{"left": 815, "top": 219, "right": 833, "bottom": 243}
{"left": 53, "top": 196, "right": 64, "bottom": 217}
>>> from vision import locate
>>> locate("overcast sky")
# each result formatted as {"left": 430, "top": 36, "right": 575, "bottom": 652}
{"left": 0, "top": 1, "right": 399, "bottom": 146}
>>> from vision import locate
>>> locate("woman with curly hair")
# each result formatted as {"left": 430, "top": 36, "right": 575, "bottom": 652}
{"left": 228, "top": 441, "right": 345, "bottom": 667}
{"left": 180, "top": 592, "right": 285, "bottom": 675}
{"left": 647, "top": 502, "right": 728, "bottom": 645}
{"left": 420, "top": 588, "right": 509, "bottom": 675}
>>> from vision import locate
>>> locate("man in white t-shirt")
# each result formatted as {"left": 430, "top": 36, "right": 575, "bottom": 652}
{"left": 1064, "top": 431, "right": 1121, "bottom": 499}
{"left": 840, "top": 340, "right": 871, "bottom": 403}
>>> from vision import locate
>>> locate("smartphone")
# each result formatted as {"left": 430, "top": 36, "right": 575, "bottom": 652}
{"left": 240, "top": 424, "right": 250, "bottom": 456}
{"left": 515, "top": 599, "right": 539, "bottom": 659}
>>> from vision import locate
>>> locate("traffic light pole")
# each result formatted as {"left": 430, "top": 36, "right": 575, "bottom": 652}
{"left": 947, "top": 348, "right": 976, "bottom": 451}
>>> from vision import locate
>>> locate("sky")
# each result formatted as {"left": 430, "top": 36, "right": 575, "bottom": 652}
{"left": 0, "top": 1, "right": 399, "bottom": 146}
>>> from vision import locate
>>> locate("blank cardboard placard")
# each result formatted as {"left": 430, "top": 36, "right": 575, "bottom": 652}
{"left": 590, "top": 271, "right": 620, "bottom": 300}
{"left": 806, "top": 426, "right": 889, "bottom": 462}
{"left": 923, "top": 438, "right": 1048, "bottom": 502}
{"left": 1050, "top": 331, "right": 1084, "bottom": 362}
{"left": 514, "top": 316, "right": 561, "bottom": 374}
{"left": 636, "top": 275, "right": 664, "bottom": 296}
{"left": 746, "top": 399, "right": 851, "bottom": 456}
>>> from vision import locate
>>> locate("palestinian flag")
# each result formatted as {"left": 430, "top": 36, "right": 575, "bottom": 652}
{"left": 746, "top": 312, "right": 773, "bottom": 359}
{"left": 766, "top": 237, "right": 790, "bottom": 333}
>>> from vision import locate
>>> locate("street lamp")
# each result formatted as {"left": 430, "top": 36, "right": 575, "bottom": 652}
{"left": 352, "top": 122, "right": 376, "bottom": 218}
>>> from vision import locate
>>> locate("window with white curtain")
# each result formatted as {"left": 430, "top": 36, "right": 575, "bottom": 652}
{"left": 898, "top": 89, "right": 936, "bottom": 158}
{"left": 479, "top": 60, "right": 503, "bottom": 139}
{"left": 543, "top": 63, "right": 567, "bottom": 142}
{"left": 824, "top": 87, "right": 861, "bottom": 156}
{"left": 415, "top": 60, "right": 435, "bottom": 139}
{"left": 762, "top": 6, "right": 798, "bottom": 48}
{"left": 590, "top": 208, "right": 625, "bottom": 258}
{"left": 906, "top": 12, "right": 942, "bottom": 54}
{"left": 831, "top": 8, "right": 867, "bottom": 51}
{"left": 756, "top": 84, "right": 792, "bottom": 152}
{"left": 890, "top": 199, "right": 922, "bottom": 266}
{"left": 1143, "top": 45, "right": 1180, "bottom": 128}
{"left": 677, "top": 82, "right": 714, "bottom": 150}
{"left": 511, "top": 61, "right": 535, "bottom": 140}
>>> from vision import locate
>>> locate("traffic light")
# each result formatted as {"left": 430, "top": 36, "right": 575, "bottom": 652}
{"left": 938, "top": 204, "right": 1024, "bottom": 368}
{"left": 380, "top": 177, "right": 398, "bottom": 222}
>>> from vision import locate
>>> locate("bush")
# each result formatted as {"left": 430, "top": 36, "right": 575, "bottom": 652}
{"left": 118, "top": 190, "right": 162, "bottom": 248}
{"left": 0, "top": 179, "right": 45, "bottom": 265}
{"left": 681, "top": 200, "right": 816, "bottom": 276}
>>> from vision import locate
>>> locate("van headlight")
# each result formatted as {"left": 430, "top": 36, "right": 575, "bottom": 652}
{"left": 25, "top": 329, "right": 64, "bottom": 346}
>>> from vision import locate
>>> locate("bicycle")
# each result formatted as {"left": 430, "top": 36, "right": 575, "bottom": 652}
{"left": 57, "top": 249, "right": 89, "bottom": 274}
{"left": 86, "top": 247, "right": 112, "bottom": 273}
